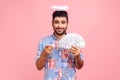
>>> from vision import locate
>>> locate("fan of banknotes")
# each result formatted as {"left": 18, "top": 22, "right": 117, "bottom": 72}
{"left": 58, "top": 33, "right": 86, "bottom": 49}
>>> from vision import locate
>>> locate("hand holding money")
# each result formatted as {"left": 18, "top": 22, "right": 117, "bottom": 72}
{"left": 69, "top": 46, "right": 81, "bottom": 57}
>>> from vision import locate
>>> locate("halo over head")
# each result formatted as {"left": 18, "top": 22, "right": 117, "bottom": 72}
{"left": 51, "top": 5, "right": 69, "bottom": 11}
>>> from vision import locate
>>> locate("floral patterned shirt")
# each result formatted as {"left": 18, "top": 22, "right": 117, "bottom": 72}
{"left": 36, "top": 34, "right": 83, "bottom": 80}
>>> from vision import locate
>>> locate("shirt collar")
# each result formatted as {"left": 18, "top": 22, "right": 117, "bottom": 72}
{"left": 51, "top": 33, "right": 67, "bottom": 41}
{"left": 52, "top": 33, "right": 59, "bottom": 41}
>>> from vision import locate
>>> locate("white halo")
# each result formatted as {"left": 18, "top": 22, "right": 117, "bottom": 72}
{"left": 51, "top": 5, "right": 69, "bottom": 11}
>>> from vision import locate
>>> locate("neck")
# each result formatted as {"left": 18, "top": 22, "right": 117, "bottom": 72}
{"left": 54, "top": 33, "right": 66, "bottom": 40}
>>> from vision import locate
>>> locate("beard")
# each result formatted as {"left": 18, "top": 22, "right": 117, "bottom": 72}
{"left": 54, "top": 27, "right": 67, "bottom": 36}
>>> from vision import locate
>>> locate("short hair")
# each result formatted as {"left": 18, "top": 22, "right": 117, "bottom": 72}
{"left": 52, "top": 10, "right": 68, "bottom": 22}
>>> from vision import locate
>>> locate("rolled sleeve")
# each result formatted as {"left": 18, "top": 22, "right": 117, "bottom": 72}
{"left": 35, "top": 40, "right": 43, "bottom": 61}
{"left": 80, "top": 53, "right": 84, "bottom": 60}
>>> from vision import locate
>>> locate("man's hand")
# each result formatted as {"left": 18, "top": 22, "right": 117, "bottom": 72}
{"left": 36, "top": 45, "right": 54, "bottom": 70}
{"left": 69, "top": 46, "right": 84, "bottom": 69}
{"left": 43, "top": 45, "right": 54, "bottom": 55}
{"left": 69, "top": 46, "right": 81, "bottom": 57}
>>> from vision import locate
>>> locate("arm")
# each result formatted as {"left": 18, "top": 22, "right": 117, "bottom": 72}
{"left": 69, "top": 46, "right": 84, "bottom": 69}
{"left": 36, "top": 45, "right": 53, "bottom": 70}
{"left": 74, "top": 54, "right": 84, "bottom": 69}
{"left": 36, "top": 50, "right": 48, "bottom": 70}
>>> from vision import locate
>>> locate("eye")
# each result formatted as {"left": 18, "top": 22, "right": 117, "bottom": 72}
{"left": 61, "top": 21, "right": 66, "bottom": 24}
{"left": 54, "top": 20, "right": 59, "bottom": 24}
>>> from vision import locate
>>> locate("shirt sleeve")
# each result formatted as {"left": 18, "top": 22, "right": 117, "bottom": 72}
{"left": 80, "top": 53, "right": 84, "bottom": 60}
{"left": 35, "top": 40, "right": 44, "bottom": 62}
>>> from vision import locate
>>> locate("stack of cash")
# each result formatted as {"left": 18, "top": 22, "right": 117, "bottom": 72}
{"left": 58, "top": 33, "right": 85, "bottom": 49}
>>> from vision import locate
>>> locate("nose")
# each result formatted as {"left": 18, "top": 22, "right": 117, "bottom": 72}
{"left": 58, "top": 22, "right": 62, "bottom": 28}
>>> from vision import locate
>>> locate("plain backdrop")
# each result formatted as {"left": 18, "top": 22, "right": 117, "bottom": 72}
{"left": 0, "top": 0, "right": 120, "bottom": 80}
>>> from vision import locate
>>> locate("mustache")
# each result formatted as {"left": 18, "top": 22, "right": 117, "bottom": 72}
{"left": 55, "top": 27, "right": 64, "bottom": 29}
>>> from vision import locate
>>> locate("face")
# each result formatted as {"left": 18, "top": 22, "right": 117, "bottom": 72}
{"left": 52, "top": 17, "right": 68, "bottom": 36}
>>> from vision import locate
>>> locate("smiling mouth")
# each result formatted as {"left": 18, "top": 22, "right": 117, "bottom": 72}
{"left": 56, "top": 28, "right": 63, "bottom": 31}
{"left": 56, "top": 27, "right": 63, "bottom": 29}
{"left": 56, "top": 27, "right": 63, "bottom": 30}
{"left": 54, "top": 28, "right": 66, "bottom": 35}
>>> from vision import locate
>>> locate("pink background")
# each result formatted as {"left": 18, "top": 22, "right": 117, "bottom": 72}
{"left": 0, "top": 0, "right": 120, "bottom": 80}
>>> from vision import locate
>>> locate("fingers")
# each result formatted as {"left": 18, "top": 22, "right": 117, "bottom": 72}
{"left": 46, "top": 45, "right": 54, "bottom": 50}
{"left": 69, "top": 46, "right": 81, "bottom": 57}
{"left": 44, "top": 45, "right": 54, "bottom": 54}
{"left": 71, "top": 46, "right": 80, "bottom": 50}
{"left": 71, "top": 46, "right": 80, "bottom": 52}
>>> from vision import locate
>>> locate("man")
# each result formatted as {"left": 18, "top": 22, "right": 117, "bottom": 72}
{"left": 36, "top": 10, "right": 84, "bottom": 80}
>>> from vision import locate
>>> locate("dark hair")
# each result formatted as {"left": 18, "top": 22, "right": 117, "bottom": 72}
{"left": 52, "top": 10, "right": 68, "bottom": 22}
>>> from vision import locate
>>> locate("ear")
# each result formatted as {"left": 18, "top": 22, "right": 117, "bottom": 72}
{"left": 52, "top": 20, "right": 54, "bottom": 27}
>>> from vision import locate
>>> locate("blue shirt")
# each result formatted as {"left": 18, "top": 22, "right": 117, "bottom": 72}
{"left": 36, "top": 34, "right": 83, "bottom": 80}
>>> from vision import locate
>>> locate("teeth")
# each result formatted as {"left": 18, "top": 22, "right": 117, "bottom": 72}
{"left": 58, "top": 33, "right": 86, "bottom": 49}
